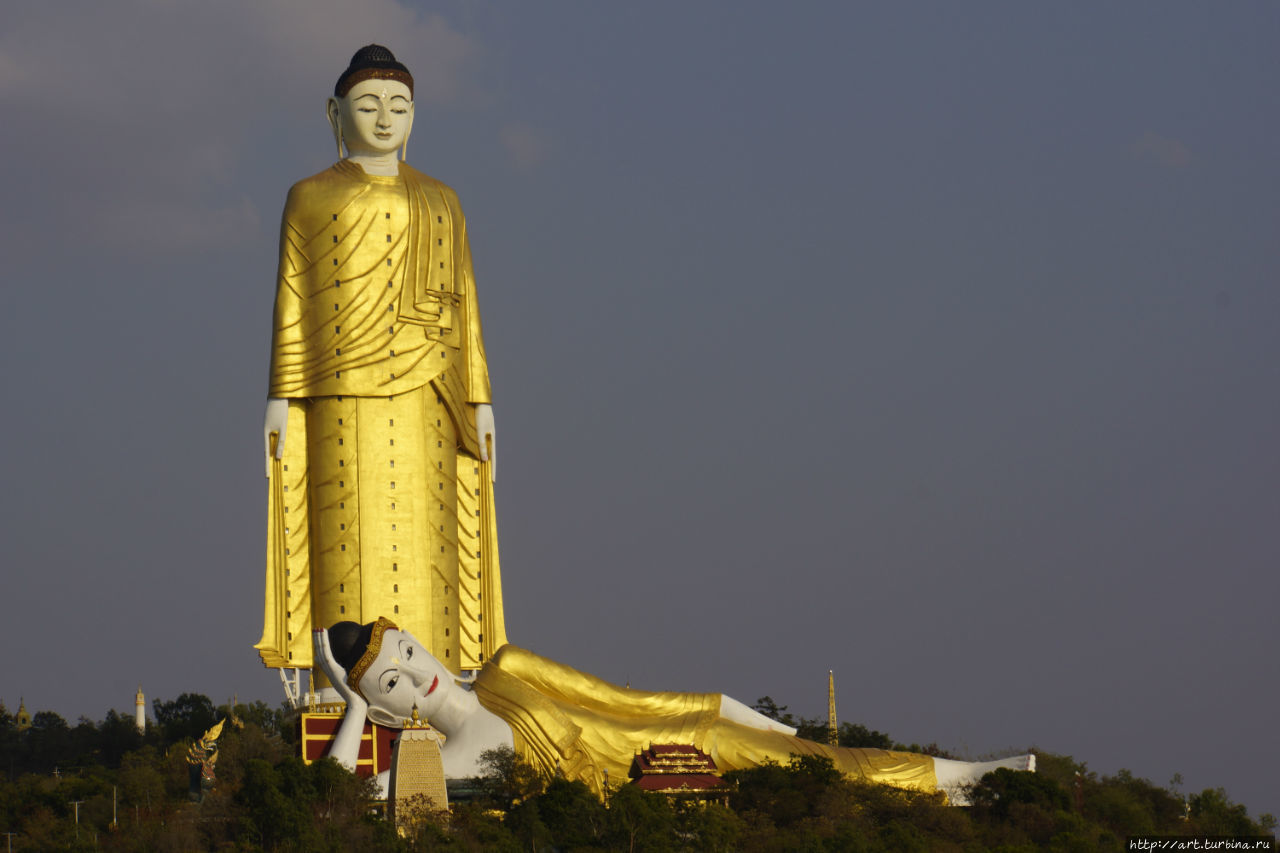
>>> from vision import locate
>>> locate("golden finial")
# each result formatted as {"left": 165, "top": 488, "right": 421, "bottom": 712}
{"left": 405, "top": 705, "right": 430, "bottom": 729}
{"left": 827, "top": 670, "right": 838, "bottom": 747}
{"left": 205, "top": 719, "right": 225, "bottom": 743}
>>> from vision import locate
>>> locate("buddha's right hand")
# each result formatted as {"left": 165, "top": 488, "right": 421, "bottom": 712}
{"left": 313, "top": 629, "right": 369, "bottom": 718}
{"left": 264, "top": 398, "right": 289, "bottom": 478}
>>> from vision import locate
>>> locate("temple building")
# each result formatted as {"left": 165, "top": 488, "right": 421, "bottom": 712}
{"left": 628, "top": 743, "right": 729, "bottom": 804}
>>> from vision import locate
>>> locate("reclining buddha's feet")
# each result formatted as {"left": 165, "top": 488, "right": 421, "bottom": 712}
{"left": 933, "top": 753, "right": 1035, "bottom": 805}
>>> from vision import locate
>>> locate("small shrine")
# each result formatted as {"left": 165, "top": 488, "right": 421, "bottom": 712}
{"left": 15, "top": 698, "right": 31, "bottom": 732}
{"left": 628, "top": 744, "right": 729, "bottom": 804}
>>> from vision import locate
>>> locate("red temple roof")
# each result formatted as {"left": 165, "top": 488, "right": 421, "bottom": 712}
{"left": 629, "top": 743, "right": 728, "bottom": 795}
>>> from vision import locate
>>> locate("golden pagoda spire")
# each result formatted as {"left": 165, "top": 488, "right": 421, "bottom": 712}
{"left": 827, "top": 671, "right": 838, "bottom": 747}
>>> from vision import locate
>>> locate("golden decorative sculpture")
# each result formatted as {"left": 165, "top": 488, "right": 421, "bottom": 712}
{"left": 256, "top": 46, "right": 506, "bottom": 688}
{"left": 187, "top": 719, "right": 225, "bottom": 803}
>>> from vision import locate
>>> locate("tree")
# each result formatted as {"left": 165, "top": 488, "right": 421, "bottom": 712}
{"left": 749, "top": 696, "right": 796, "bottom": 727}
{"left": 518, "top": 778, "right": 606, "bottom": 850}
{"left": 793, "top": 717, "right": 895, "bottom": 748}
{"left": 117, "top": 746, "right": 166, "bottom": 816}
{"left": 603, "top": 783, "right": 680, "bottom": 852}
{"left": 234, "top": 756, "right": 396, "bottom": 851}
{"left": 26, "top": 711, "right": 73, "bottom": 774}
{"left": 476, "top": 744, "right": 544, "bottom": 809}
{"left": 97, "top": 709, "right": 144, "bottom": 768}
{"left": 726, "top": 754, "right": 844, "bottom": 829}
{"left": 972, "top": 766, "right": 1070, "bottom": 814}
{"left": 151, "top": 693, "right": 217, "bottom": 744}
{"left": 219, "top": 698, "right": 289, "bottom": 740}
{"left": 674, "top": 799, "right": 745, "bottom": 853}
{"left": 1189, "top": 787, "right": 1259, "bottom": 836}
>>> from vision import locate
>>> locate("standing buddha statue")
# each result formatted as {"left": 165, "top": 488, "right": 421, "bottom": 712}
{"left": 256, "top": 45, "right": 506, "bottom": 693}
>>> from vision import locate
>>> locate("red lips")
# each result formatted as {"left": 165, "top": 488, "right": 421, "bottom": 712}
{"left": 426, "top": 675, "right": 439, "bottom": 695}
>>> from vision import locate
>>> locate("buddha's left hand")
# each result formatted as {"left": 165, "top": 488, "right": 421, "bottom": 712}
{"left": 476, "top": 404, "right": 496, "bottom": 482}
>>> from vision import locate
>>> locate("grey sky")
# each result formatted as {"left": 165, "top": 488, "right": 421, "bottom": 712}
{"left": 1, "top": 0, "right": 1275, "bottom": 817}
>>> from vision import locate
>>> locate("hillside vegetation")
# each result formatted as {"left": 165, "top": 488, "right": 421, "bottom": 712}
{"left": 0, "top": 696, "right": 1272, "bottom": 851}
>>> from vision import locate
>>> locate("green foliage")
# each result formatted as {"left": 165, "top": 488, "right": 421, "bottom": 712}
{"left": 602, "top": 783, "right": 680, "bottom": 851}
{"left": 1188, "top": 786, "right": 1258, "bottom": 836}
{"left": 515, "top": 777, "right": 606, "bottom": 848}
{"left": 97, "top": 709, "right": 146, "bottom": 768}
{"left": 220, "top": 699, "right": 290, "bottom": 740}
{"left": 26, "top": 711, "right": 73, "bottom": 773}
{"left": 793, "top": 718, "right": 895, "bottom": 749}
{"left": 420, "top": 800, "right": 520, "bottom": 851}
{"left": 675, "top": 799, "right": 745, "bottom": 852}
{"left": 229, "top": 756, "right": 397, "bottom": 851}
{"left": 971, "top": 767, "right": 1072, "bottom": 817}
{"left": 1085, "top": 768, "right": 1182, "bottom": 836}
{"left": 0, "top": 701, "right": 1273, "bottom": 852}
{"left": 474, "top": 744, "right": 544, "bottom": 810}
{"left": 727, "top": 754, "right": 843, "bottom": 828}
{"left": 750, "top": 696, "right": 797, "bottom": 727}
{"left": 151, "top": 693, "right": 217, "bottom": 743}
{"left": 781, "top": 706, "right": 941, "bottom": 755}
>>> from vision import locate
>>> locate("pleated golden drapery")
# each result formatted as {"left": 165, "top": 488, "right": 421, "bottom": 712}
{"left": 473, "top": 646, "right": 938, "bottom": 798}
{"left": 257, "top": 160, "right": 506, "bottom": 675}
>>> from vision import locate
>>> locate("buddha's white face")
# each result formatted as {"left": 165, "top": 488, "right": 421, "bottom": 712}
{"left": 356, "top": 627, "right": 451, "bottom": 728}
{"left": 334, "top": 78, "right": 413, "bottom": 157}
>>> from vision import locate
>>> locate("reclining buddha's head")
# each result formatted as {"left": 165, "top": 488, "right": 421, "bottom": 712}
{"left": 328, "top": 617, "right": 450, "bottom": 728}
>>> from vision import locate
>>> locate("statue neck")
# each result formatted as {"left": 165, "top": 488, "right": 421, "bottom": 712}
{"left": 346, "top": 153, "right": 401, "bottom": 177}
{"left": 430, "top": 683, "right": 513, "bottom": 773}
{"left": 429, "top": 683, "right": 483, "bottom": 734}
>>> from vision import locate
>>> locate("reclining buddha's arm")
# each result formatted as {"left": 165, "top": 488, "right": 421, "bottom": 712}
{"left": 311, "top": 629, "right": 369, "bottom": 773}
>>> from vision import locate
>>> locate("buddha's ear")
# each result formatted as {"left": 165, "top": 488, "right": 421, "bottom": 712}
{"left": 401, "top": 102, "right": 414, "bottom": 162}
{"left": 326, "top": 97, "right": 344, "bottom": 159}
{"left": 365, "top": 705, "right": 402, "bottom": 728}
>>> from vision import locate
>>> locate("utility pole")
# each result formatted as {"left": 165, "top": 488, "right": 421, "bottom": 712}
{"left": 69, "top": 800, "right": 85, "bottom": 841}
{"left": 2, "top": 831, "right": 17, "bottom": 852}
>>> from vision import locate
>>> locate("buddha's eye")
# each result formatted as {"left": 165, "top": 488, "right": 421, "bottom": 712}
{"left": 385, "top": 676, "right": 398, "bottom": 693}
{"left": 406, "top": 645, "right": 414, "bottom": 660}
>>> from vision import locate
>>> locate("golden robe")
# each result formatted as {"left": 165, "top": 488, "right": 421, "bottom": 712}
{"left": 256, "top": 160, "right": 506, "bottom": 674}
{"left": 473, "top": 646, "right": 937, "bottom": 797}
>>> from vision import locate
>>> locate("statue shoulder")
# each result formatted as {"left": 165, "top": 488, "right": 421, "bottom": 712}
{"left": 400, "top": 162, "right": 450, "bottom": 191}
{"left": 483, "top": 643, "right": 527, "bottom": 672}
{"left": 481, "top": 645, "right": 578, "bottom": 687}
{"left": 401, "top": 164, "right": 466, "bottom": 212}
{"left": 283, "top": 164, "right": 358, "bottom": 212}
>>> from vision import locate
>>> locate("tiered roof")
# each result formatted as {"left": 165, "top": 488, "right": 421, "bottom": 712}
{"left": 628, "top": 743, "right": 728, "bottom": 796}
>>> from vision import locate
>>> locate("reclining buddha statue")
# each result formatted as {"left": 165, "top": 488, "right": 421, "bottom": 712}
{"left": 316, "top": 618, "right": 1034, "bottom": 803}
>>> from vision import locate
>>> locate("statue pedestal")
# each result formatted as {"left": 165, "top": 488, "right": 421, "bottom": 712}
{"left": 299, "top": 709, "right": 397, "bottom": 778}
